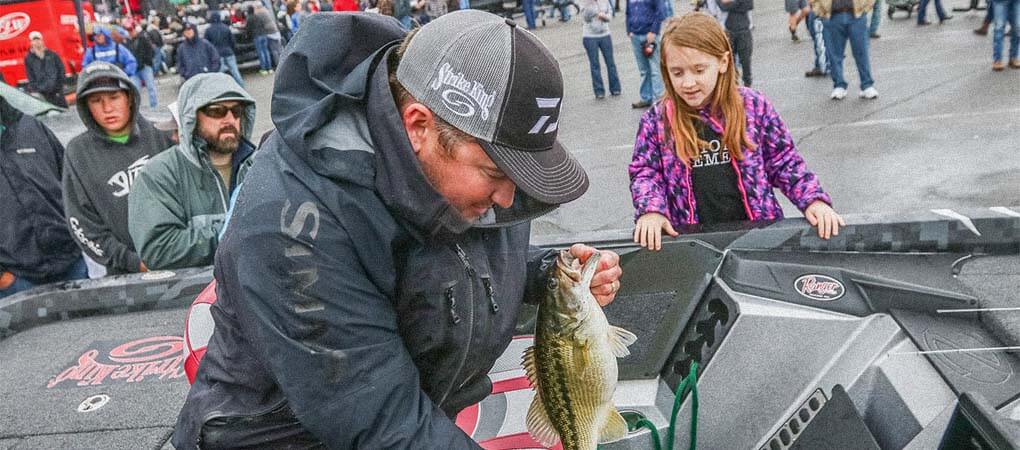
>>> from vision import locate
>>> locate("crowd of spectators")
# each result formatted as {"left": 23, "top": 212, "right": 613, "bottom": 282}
{"left": 1, "top": 59, "right": 256, "bottom": 297}
{"left": 2, "top": 0, "right": 481, "bottom": 299}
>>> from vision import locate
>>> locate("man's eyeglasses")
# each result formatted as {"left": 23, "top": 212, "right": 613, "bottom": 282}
{"left": 201, "top": 104, "right": 245, "bottom": 119}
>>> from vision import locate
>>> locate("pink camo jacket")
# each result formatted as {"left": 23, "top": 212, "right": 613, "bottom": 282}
{"left": 628, "top": 87, "right": 833, "bottom": 227}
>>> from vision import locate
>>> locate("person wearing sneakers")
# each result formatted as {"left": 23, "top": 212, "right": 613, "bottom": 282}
{"left": 810, "top": 0, "right": 877, "bottom": 99}
{"left": 172, "top": 11, "right": 623, "bottom": 448}
{"left": 989, "top": 0, "right": 1019, "bottom": 71}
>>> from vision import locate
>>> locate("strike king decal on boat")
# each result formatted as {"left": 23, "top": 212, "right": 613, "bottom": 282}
{"left": 47, "top": 336, "right": 186, "bottom": 388}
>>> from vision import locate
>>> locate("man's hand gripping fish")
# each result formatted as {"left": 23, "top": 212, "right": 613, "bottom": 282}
{"left": 523, "top": 250, "right": 638, "bottom": 450}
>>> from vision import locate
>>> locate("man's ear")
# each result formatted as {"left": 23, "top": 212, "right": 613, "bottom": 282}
{"left": 401, "top": 102, "right": 435, "bottom": 156}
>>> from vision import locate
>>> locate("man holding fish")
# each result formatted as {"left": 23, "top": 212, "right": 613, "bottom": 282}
{"left": 173, "top": 10, "right": 633, "bottom": 450}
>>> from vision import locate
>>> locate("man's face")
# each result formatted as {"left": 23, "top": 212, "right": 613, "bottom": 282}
{"left": 93, "top": 32, "right": 107, "bottom": 45}
{"left": 196, "top": 101, "right": 244, "bottom": 155}
{"left": 408, "top": 106, "right": 516, "bottom": 222}
{"left": 30, "top": 37, "right": 44, "bottom": 52}
{"left": 183, "top": 27, "right": 194, "bottom": 39}
{"left": 86, "top": 90, "right": 132, "bottom": 135}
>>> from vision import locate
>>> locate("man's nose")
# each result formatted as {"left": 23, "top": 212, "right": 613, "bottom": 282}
{"left": 492, "top": 179, "right": 515, "bottom": 209}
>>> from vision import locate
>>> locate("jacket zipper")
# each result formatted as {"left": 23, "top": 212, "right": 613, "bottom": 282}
{"left": 438, "top": 244, "right": 476, "bottom": 407}
{"left": 729, "top": 156, "right": 755, "bottom": 220}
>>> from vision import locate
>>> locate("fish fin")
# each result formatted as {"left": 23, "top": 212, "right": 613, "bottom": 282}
{"left": 526, "top": 391, "right": 560, "bottom": 447}
{"left": 522, "top": 345, "right": 539, "bottom": 389}
{"left": 598, "top": 407, "right": 629, "bottom": 444}
{"left": 607, "top": 325, "right": 638, "bottom": 358}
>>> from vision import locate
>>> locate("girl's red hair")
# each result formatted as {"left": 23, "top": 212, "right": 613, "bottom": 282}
{"left": 659, "top": 13, "right": 755, "bottom": 165}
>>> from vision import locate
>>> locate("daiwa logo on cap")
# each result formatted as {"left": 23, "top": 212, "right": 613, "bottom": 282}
{"left": 429, "top": 62, "right": 496, "bottom": 120}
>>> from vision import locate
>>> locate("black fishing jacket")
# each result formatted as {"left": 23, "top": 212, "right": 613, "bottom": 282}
{"left": 173, "top": 13, "right": 558, "bottom": 449}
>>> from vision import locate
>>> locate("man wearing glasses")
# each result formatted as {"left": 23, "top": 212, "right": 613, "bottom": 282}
{"left": 128, "top": 72, "right": 256, "bottom": 270}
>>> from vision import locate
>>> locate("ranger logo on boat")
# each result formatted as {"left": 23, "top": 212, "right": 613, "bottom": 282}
{"left": 794, "top": 275, "right": 845, "bottom": 301}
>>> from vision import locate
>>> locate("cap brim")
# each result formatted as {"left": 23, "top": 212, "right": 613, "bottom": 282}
{"left": 478, "top": 140, "right": 589, "bottom": 205}
{"left": 79, "top": 86, "right": 128, "bottom": 98}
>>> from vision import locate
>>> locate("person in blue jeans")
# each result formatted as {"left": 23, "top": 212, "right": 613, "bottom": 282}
{"left": 990, "top": 0, "right": 1020, "bottom": 70}
{"left": 813, "top": 0, "right": 877, "bottom": 100}
{"left": 627, "top": 0, "right": 665, "bottom": 108}
{"left": 582, "top": 0, "right": 622, "bottom": 98}
{"left": 205, "top": 11, "right": 246, "bottom": 87}
{"left": 917, "top": 0, "right": 951, "bottom": 24}
{"left": 804, "top": 9, "right": 829, "bottom": 77}
{"left": 523, "top": 0, "right": 538, "bottom": 28}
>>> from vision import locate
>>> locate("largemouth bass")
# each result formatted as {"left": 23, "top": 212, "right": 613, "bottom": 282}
{"left": 523, "top": 250, "right": 638, "bottom": 450}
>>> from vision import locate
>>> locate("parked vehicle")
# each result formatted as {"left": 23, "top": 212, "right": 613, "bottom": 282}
{"left": 0, "top": 0, "right": 94, "bottom": 87}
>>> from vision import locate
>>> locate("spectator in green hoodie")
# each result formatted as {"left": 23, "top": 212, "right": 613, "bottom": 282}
{"left": 128, "top": 72, "right": 256, "bottom": 270}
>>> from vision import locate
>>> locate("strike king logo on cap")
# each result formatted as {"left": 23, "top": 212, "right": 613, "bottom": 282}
{"left": 429, "top": 62, "right": 496, "bottom": 121}
{"left": 395, "top": 10, "right": 589, "bottom": 205}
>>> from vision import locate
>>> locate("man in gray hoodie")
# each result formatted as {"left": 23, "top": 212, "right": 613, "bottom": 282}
{"left": 62, "top": 62, "right": 175, "bottom": 275}
{"left": 128, "top": 73, "right": 256, "bottom": 270}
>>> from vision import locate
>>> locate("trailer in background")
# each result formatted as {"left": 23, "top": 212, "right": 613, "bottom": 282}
{"left": 0, "top": 0, "right": 93, "bottom": 87}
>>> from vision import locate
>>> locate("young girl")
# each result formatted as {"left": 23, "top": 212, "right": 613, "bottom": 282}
{"left": 628, "top": 13, "right": 843, "bottom": 251}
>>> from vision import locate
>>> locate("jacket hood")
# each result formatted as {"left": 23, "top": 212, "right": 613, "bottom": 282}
{"left": 91, "top": 27, "right": 115, "bottom": 49}
{"left": 74, "top": 61, "right": 141, "bottom": 138}
{"left": 176, "top": 72, "right": 256, "bottom": 168}
{"left": 0, "top": 95, "right": 23, "bottom": 127}
{"left": 209, "top": 12, "right": 223, "bottom": 23}
{"left": 271, "top": 13, "right": 555, "bottom": 236}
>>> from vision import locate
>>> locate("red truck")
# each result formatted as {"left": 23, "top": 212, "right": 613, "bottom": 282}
{"left": 0, "top": 0, "right": 92, "bottom": 86}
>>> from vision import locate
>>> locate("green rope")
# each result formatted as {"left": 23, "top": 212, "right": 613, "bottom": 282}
{"left": 666, "top": 361, "right": 699, "bottom": 450}
{"left": 635, "top": 418, "right": 663, "bottom": 450}
{"left": 623, "top": 361, "right": 700, "bottom": 450}
{"left": 687, "top": 363, "right": 699, "bottom": 450}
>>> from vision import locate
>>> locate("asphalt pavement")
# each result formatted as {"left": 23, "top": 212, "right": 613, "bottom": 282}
{"left": 46, "top": 5, "right": 1020, "bottom": 239}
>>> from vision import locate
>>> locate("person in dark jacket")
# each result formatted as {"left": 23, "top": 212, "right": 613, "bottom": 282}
{"left": 129, "top": 73, "right": 255, "bottom": 269}
{"left": 23, "top": 32, "right": 68, "bottom": 107}
{"left": 176, "top": 23, "right": 221, "bottom": 81}
{"left": 0, "top": 95, "right": 86, "bottom": 299}
{"left": 127, "top": 26, "right": 159, "bottom": 108}
{"left": 719, "top": 0, "right": 753, "bottom": 87}
{"left": 626, "top": 0, "right": 664, "bottom": 108}
{"left": 62, "top": 62, "right": 175, "bottom": 275}
{"left": 146, "top": 20, "right": 167, "bottom": 74}
{"left": 204, "top": 11, "right": 245, "bottom": 87}
{"left": 173, "top": 11, "right": 622, "bottom": 448}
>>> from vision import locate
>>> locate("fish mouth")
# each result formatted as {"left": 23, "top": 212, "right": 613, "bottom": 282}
{"left": 555, "top": 250, "right": 602, "bottom": 285}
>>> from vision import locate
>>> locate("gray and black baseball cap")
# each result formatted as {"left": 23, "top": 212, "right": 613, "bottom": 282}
{"left": 396, "top": 10, "right": 589, "bottom": 205}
